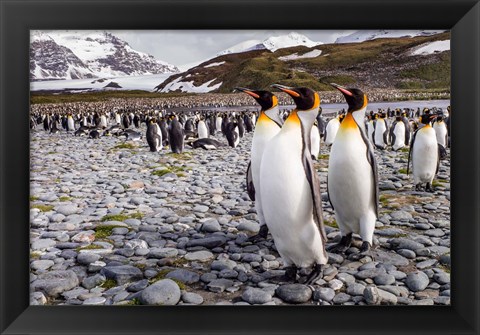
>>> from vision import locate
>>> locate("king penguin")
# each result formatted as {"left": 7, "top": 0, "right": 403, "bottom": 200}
{"left": 197, "top": 116, "right": 209, "bottom": 139}
{"left": 389, "top": 110, "right": 408, "bottom": 151}
{"left": 373, "top": 111, "right": 389, "bottom": 149}
{"left": 168, "top": 115, "right": 185, "bottom": 154}
{"left": 408, "top": 113, "right": 439, "bottom": 192}
{"left": 327, "top": 83, "right": 378, "bottom": 259}
{"left": 310, "top": 119, "right": 321, "bottom": 160}
{"left": 235, "top": 87, "right": 283, "bottom": 241}
{"left": 433, "top": 111, "right": 448, "bottom": 159}
{"left": 324, "top": 113, "right": 344, "bottom": 146}
{"left": 67, "top": 113, "right": 75, "bottom": 132}
{"left": 146, "top": 117, "right": 162, "bottom": 152}
{"left": 260, "top": 84, "right": 328, "bottom": 284}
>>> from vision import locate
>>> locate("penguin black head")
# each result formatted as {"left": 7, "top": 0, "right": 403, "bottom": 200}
{"left": 420, "top": 113, "right": 436, "bottom": 125}
{"left": 330, "top": 83, "right": 367, "bottom": 112}
{"left": 271, "top": 84, "right": 319, "bottom": 111}
{"left": 234, "top": 87, "right": 278, "bottom": 111}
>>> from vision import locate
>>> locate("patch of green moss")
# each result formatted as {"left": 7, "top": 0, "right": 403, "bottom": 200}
{"left": 438, "top": 264, "right": 451, "bottom": 273}
{"left": 31, "top": 204, "right": 54, "bottom": 212}
{"left": 125, "top": 298, "right": 141, "bottom": 305}
{"left": 400, "top": 147, "right": 410, "bottom": 153}
{"left": 47, "top": 151, "right": 56, "bottom": 155}
{"left": 129, "top": 211, "right": 144, "bottom": 220}
{"left": 149, "top": 269, "right": 172, "bottom": 284}
{"left": 113, "top": 143, "right": 136, "bottom": 150}
{"left": 152, "top": 169, "right": 172, "bottom": 177}
{"left": 58, "top": 196, "right": 72, "bottom": 202}
{"left": 100, "top": 214, "right": 130, "bottom": 222}
{"left": 398, "top": 168, "right": 408, "bottom": 174}
{"left": 30, "top": 251, "right": 42, "bottom": 259}
{"left": 324, "top": 218, "right": 338, "bottom": 228}
{"left": 171, "top": 258, "right": 189, "bottom": 267}
{"left": 95, "top": 225, "right": 127, "bottom": 239}
{"left": 318, "top": 154, "right": 330, "bottom": 160}
{"left": 29, "top": 195, "right": 39, "bottom": 201}
{"left": 170, "top": 279, "right": 187, "bottom": 290}
{"left": 100, "top": 279, "right": 117, "bottom": 289}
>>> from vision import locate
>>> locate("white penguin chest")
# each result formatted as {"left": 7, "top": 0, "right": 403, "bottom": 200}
{"left": 251, "top": 120, "right": 281, "bottom": 187}
{"left": 412, "top": 126, "right": 438, "bottom": 180}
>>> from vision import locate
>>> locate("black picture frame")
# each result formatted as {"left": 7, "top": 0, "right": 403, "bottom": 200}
{"left": 1, "top": 0, "right": 479, "bottom": 334}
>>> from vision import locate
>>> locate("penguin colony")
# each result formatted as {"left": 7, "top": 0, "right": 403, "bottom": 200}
{"left": 29, "top": 88, "right": 450, "bottom": 284}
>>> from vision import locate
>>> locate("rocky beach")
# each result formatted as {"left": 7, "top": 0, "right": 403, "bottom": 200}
{"left": 29, "top": 118, "right": 451, "bottom": 306}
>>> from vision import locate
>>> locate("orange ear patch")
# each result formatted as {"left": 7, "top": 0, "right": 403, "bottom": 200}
{"left": 272, "top": 96, "right": 278, "bottom": 107}
{"left": 313, "top": 92, "right": 320, "bottom": 109}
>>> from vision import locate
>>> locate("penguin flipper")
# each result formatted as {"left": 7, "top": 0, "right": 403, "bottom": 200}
{"left": 303, "top": 154, "right": 327, "bottom": 244}
{"left": 407, "top": 129, "right": 419, "bottom": 175}
{"left": 383, "top": 129, "right": 389, "bottom": 147}
{"left": 357, "top": 126, "right": 379, "bottom": 217}
{"left": 246, "top": 161, "right": 255, "bottom": 201}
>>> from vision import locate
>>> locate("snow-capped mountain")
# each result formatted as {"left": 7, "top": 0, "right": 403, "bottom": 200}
{"left": 30, "top": 31, "right": 96, "bottom": 80}
{"left": 335, "top": 30, "right": 446, "bottom": 44}
{"left": 217, "top": 32, "right": 322, "bottom": 56}
{"left": 30, "top": 30, "right": 179, "bottom": 80}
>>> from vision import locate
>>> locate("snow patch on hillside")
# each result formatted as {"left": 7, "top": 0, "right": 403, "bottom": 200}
{"left": 409, "top": 40, "right": 450, "bottom": 56}
{"left": 278, "top": 49, "right": 322, "bottom": 61}
{"left": 335, "top": 30, "right": 446, "bottom": 44}
{"left": 160, "top": 77, "right": 222, "bottom": 93}
{"left": 204, "top": 61, "right": 226, "bottom": 68}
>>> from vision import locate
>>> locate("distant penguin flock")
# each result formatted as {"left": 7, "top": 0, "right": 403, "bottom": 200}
{"left": 29, "top": 85, "right": 450, "bottom": 284}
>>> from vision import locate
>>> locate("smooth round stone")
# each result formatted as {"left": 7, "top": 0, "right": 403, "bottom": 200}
{"left": 346, "top": 283, "right": 366, "bottom": 296}
{"left": 83, "top": 296, "right": 106, "bottom": 305}
{"left": 77, "top": 253, "right": 101, "bottom": 265}
{"left": 140, "top": 279, "right": 181, "bottom": 305}
{"left": 148, "top": 247, "right": 178, "bottom": 259}
{"left": 237, "top": 221, "right": 260, "bottom": 233}
{"left": 181, "top": 291, "right": 204, "bottom": 305}
{"left": 193, "top": 205, "right": 209, "bottom": 213}
{"left": 31, "top": 239, "right": 56, "bottom": 250}
{"left": 200, "top": 219, "right": 221, "bottom": 233}
{"left": 31, "top": 260, "right": 55, "bottom": 271}
{"left": 433, "top": 272, "right": 450, "bottom": 285}
{"left": 166, "top": 269, "right": 200, "bottom": 284}
{"left": 405, "top": 271, "right": 430, "bottom": 292}
{"left": 82, "top": 274, "right": 106, "bottom": 290}
{"left": 185, "top": 251, "right": 214, "bottom": 262}
{"left": 328, "top": 279, "right": 344, "bottom": 291}
{"left": 31, "top": 270, "right": 80, "bottom": 298}
{"left": 55, "top": 205, "right": 79, "bottom": 216}
{"left": 396, "top": 249, "right": 416, "bottom": 259}
{"left": 333, "top": 293, "right": 351, "bottom": 304}
{"left": 241, "top": 287, "right": 273, "bottom": 305}
{"left": 127, "top": 279, "right": 149, "bottom": 292}
{"left": 374, "top": 273, "right": 396, "bottom": 286}
{"left": 275, "top": 284, "right": 312, "bottom": 304}
{"left": 313, "top": 287, "right": 335, "bottom": 302}
{"left": 200, "top": 273, "right": 217, "bottom": 283}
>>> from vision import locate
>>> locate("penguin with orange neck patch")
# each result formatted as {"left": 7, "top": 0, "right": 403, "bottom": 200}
{"left": 408, "top": 113, "right": 439, "bottom": 192}
{"left": 260, "top": 84, "right": 328, "bottom": 284}
{"left": 327, "top": 83, "right": 378, "bottom": 260}
{"left": 235, "top": 87, "right": 283, "bottom": 241}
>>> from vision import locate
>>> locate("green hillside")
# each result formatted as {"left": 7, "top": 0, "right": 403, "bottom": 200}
{"left": 155, "top": 32, "right": 450, "bottom": 93}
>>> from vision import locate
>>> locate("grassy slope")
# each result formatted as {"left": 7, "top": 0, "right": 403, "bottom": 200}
{"left": 156, "top": 32, "right": 451, "bottom": 93}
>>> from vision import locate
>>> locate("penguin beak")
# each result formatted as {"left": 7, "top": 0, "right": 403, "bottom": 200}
{"left": 330, "top": 83, "right": 353, "bottom": 97}
{"left": 234, "top": 87, "right": 260, "bottom": 99}
{"left": 271, "top": 84, "right": 300, "bottom": 98}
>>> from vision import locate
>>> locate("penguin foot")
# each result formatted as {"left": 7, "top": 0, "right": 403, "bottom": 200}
{"left": 326, "top": 233, "right": 352, "bottom": 254}
{"left": 284, "top": 265, "right": 298, "bottom": 282}
{"left": 415, "top": 183, "right": 424, "bottom": 191}
{"left": 247, "top": 225, "right": 269, "bottom": 242}
{"left": 303, "top": 264, "right": 324, "bottom": 285}
{"left": 425, "top": 183, "right": 435, "bottom": 193}
{"left": 348, "top": 242, "right": 374, "bottom": 261}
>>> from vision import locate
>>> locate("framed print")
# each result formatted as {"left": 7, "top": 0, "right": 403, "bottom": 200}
{"left": 1, "top": 0, "right": 479, "bottom": 334}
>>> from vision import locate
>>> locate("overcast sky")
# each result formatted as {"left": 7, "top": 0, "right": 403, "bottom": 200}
{"left": 112, "top": 30, "right": 356, "bottom": 68}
